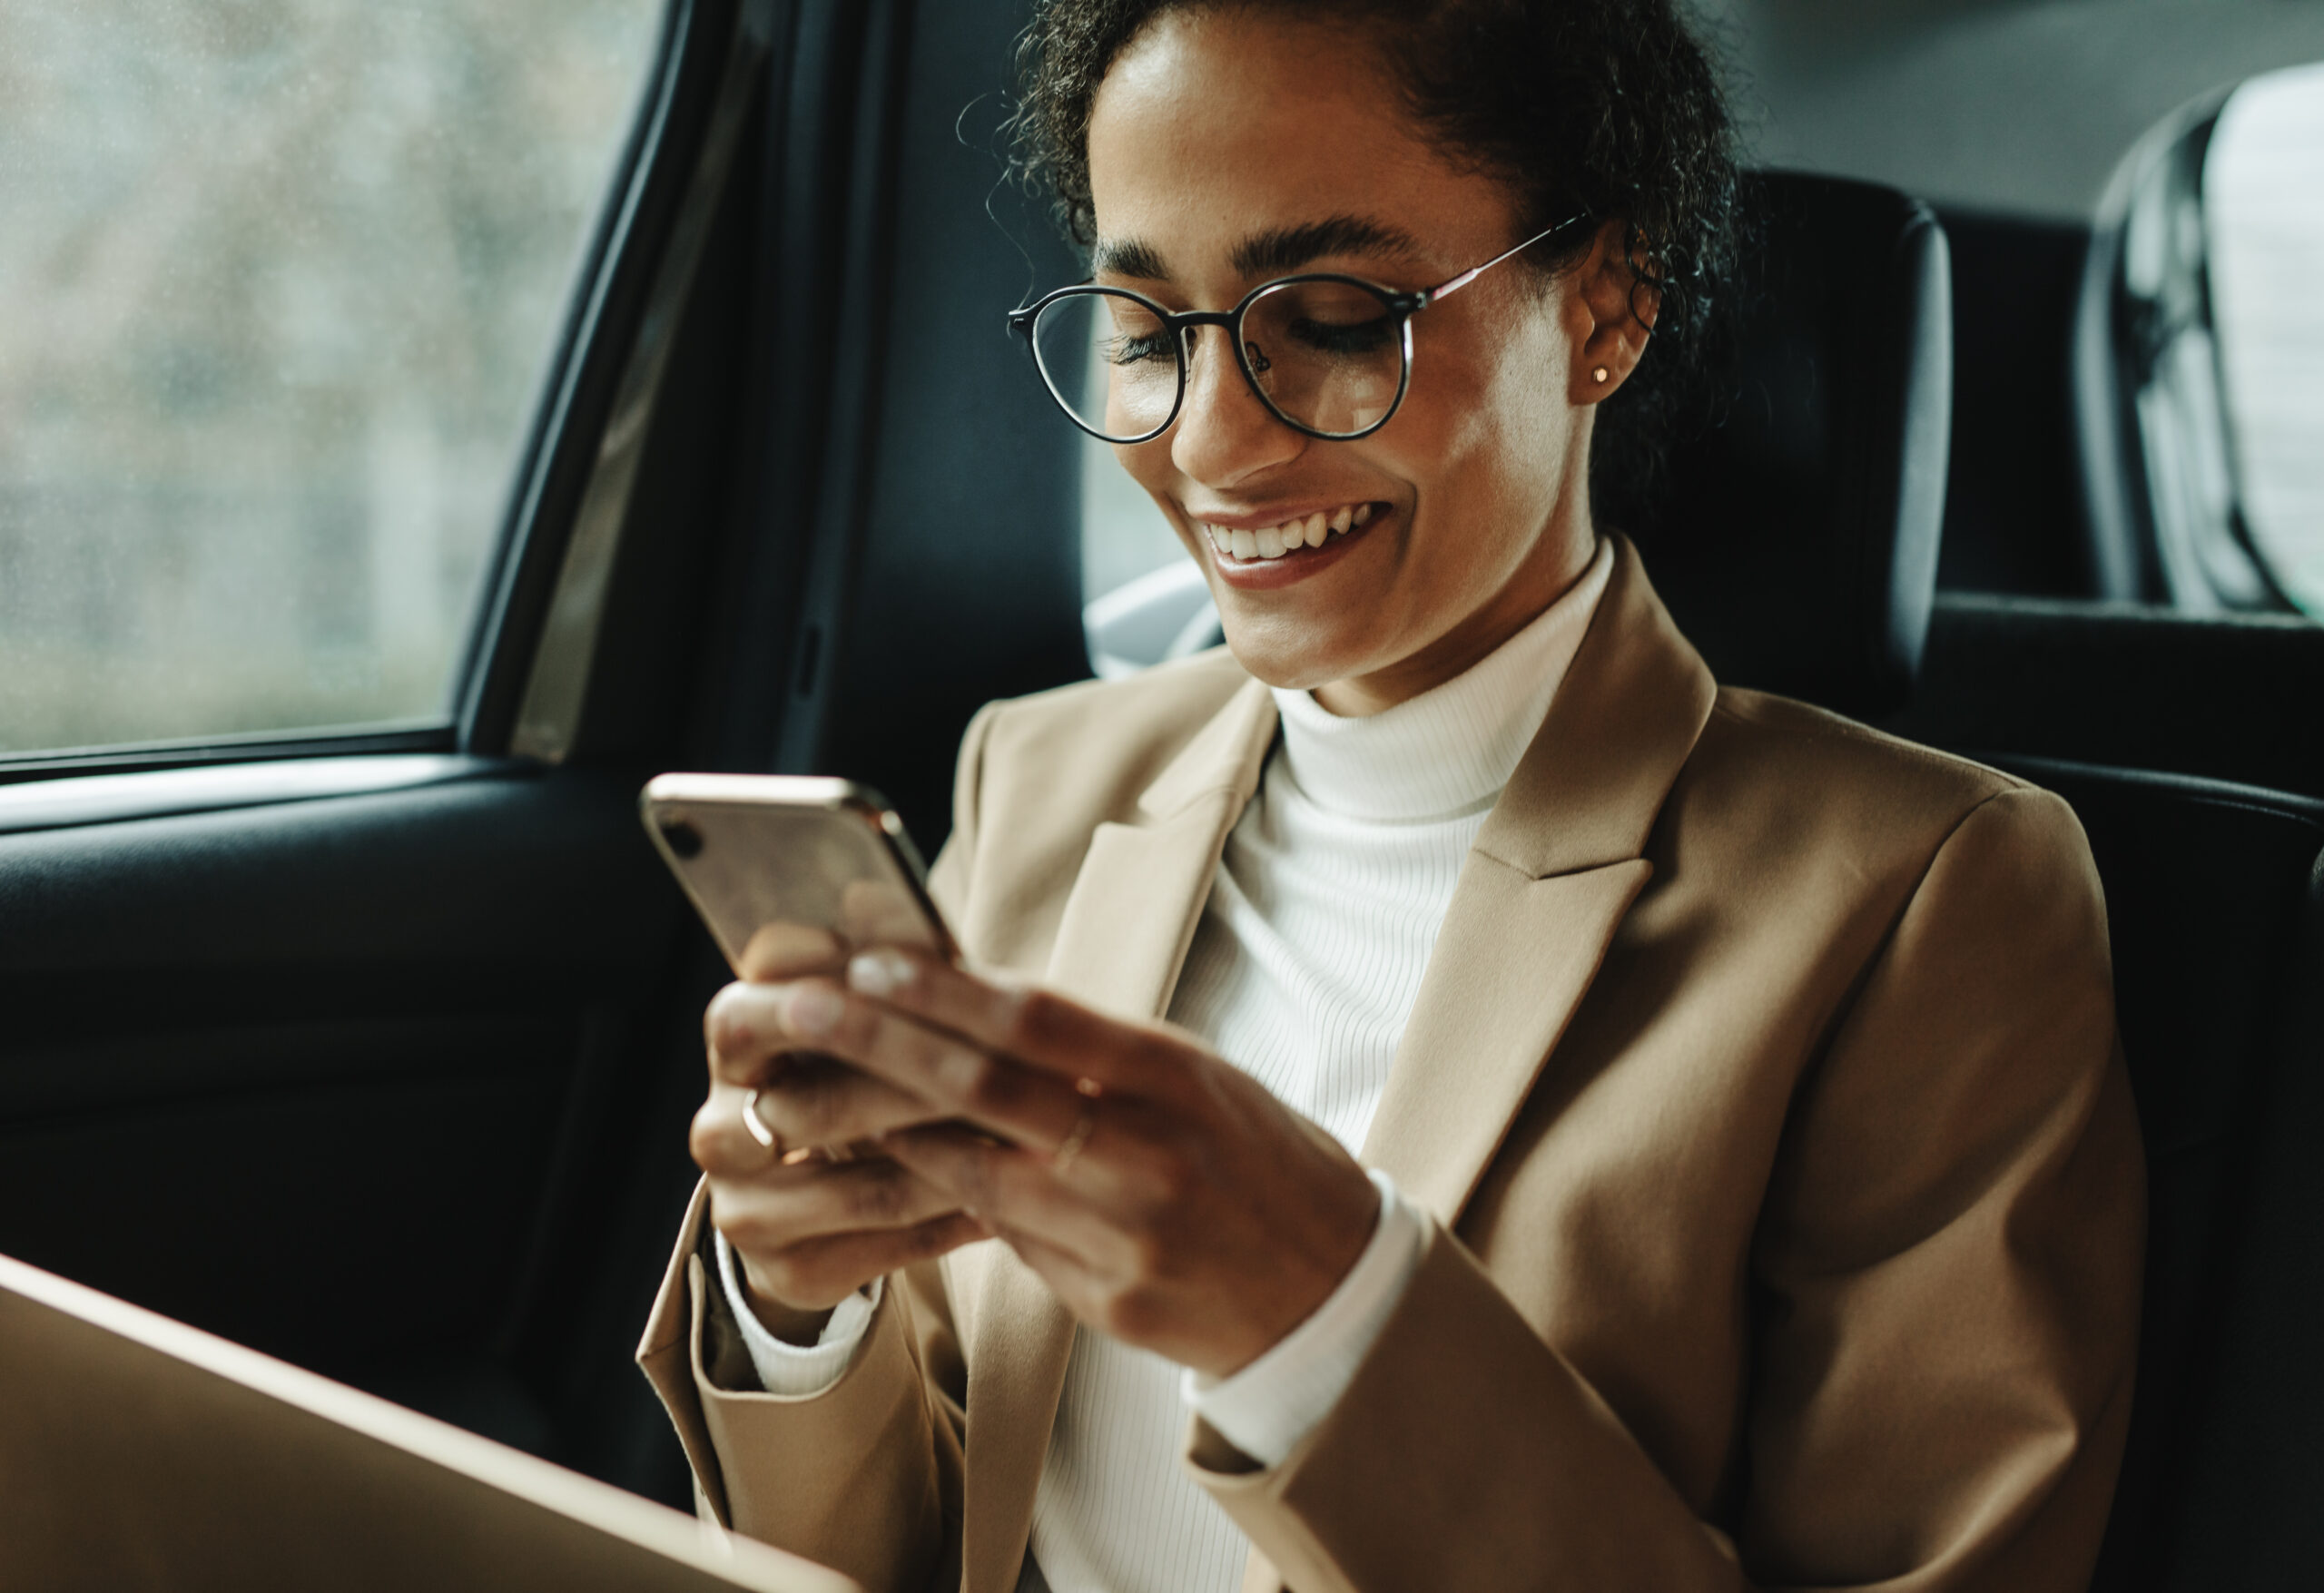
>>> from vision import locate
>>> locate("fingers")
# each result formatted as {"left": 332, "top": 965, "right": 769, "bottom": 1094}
{"left": 708, "top": 1155, "right": 966, "bottom": 1244}
{"left": 735, "top": 922, "right": 849, "bottom": 983}
{"left": 775, "top": 977, "right": 1090, "bottom": 1150}
{"left": 843, "top": 949, "right": 1198, "bottom": 1105}
{"left": 704, "top": 977, "right": 948, "bottom": 1101}
{"left": 882, "top": 1123, "right": 1121, "bottom": 1267}
{"left": 748, "top": 1057, "right": 953, "bottom": 1149}
{"left": 731, "top": 1211, "right": 988, "bottom": 1314}
{"left": 704, "top": 979, "right": 802, "bottom": 1088}
{"left": 704, "top": 1153, "right": 988, "bottom": 1312}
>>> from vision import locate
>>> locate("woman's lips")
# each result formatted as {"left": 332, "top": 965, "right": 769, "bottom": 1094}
{"left": 1201, "top": 502, "right": 1385, "bottom": 590}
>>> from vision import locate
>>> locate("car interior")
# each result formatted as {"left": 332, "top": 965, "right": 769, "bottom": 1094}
{"left": 2, "top": 0, "right": 2319, "bottom": 1587}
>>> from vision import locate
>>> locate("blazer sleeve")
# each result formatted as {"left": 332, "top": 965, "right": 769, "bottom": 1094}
{"left": 1184, "top": 785, "right": 2145, "bottom": 1593}
{"left": 632, "top": 701, "right": 1005, "bottom": 1593}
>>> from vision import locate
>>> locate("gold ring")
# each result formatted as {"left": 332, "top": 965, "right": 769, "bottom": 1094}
{"left": 742, "top": 1089, "right": 783, "bottom": 1159}
{"left": 1051, "top": 1077, "right": 1103, "bottom": 1175}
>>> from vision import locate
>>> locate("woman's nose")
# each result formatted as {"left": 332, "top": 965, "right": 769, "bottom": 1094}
{"left": 1170, "top": 325, "right": 1304, "bottom": 487}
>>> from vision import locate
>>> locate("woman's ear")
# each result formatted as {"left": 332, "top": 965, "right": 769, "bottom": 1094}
{"left": 1568, "top": 219, "right": 1659, "bottom": 405}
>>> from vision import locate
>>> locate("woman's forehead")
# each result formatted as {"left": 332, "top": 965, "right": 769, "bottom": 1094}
{"left": 1086, "top": 11, "right": 1513, "bottom": 280}
{"left": 1088, "top": 215, "right": 1431, "bottom": 285}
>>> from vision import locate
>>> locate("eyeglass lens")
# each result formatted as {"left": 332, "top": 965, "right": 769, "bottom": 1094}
{"left": 1029, "top": 282, "right": 1405, "bottom": 442}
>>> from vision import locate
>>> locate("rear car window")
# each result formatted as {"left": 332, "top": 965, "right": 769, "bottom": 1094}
{"left": 0, "top": 0, "right": 665, "bottom": 758}
{"left": 2207, "top": 60, "right": 2324, "bottom": 615}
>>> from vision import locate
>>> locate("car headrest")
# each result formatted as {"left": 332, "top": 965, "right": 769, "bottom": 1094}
{"left": 1619, "top": 171, "right": 1953, "bottom": 719}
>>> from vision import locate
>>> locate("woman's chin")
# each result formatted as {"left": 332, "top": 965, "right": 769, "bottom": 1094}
{"left": 1215, "top": 618, "right": 1377, "bottom": 697}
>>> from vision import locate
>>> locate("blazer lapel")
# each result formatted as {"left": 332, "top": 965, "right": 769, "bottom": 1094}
{"left": 960, "top": 676, "right": 1278, "bottom": 1593}
{"left": 1363, "top": 539, "right": 1718, "bottom": 1224}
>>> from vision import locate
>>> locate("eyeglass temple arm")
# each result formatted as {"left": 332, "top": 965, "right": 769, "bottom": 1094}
{"left": 1421, "top": 211, "right": 1594, "bottom": 305}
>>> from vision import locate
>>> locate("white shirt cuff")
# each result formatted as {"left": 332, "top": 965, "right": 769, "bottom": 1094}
{"left": 1180, "top": 1168, "right": 1425, "bottom": 1467}
{"left": 713, "top": 1226, "right": 881, "bottom": 1396}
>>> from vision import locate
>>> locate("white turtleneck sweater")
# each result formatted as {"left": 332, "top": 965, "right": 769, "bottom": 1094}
{"left": 719, "top": 537, "right": 1614, "bottom": 1593}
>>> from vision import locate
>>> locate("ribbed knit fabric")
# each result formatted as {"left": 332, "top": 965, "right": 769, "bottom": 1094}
{"left": 1022, "top": 537, "right": 1612, "bottom": 1593}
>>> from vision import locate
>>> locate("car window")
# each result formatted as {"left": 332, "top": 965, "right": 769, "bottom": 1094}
{"left": 2206, "top": 60, "right": 2324, "bottom": 615}
{"left": 1080, "top": 430, "right": 1184, "bottom": 594}
{"left": 2102, "top": 58, "right": 2324, "bottom": 615}
{"left": 0, "top": 0, "right": 665, "bottom": 760}
{"left": 1075, "top": 315, "right": 1213, "bottom": 674}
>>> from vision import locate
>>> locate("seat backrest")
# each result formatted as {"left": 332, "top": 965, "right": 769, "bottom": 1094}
{"left": 2155, "top": 873, "right": 2324, "bottom": 1588}
{"left": 1623, "top": 171, "right": 1953, "bottom": 719}
{"left": 1984, "top": 753, "right": 2324, "bottom": 1591}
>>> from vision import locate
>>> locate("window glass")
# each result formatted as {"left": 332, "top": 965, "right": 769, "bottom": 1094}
{"left": 1076, "top": 319, "right": 1214, "bottom": 675}
{"left": 2206, "top": 61, "right": 2324, "bottom": 615}
{"left": 0, "top": 0, "right": 665, "bottom": 757}
{"left": 1079, "top": 430, "right": 1184, "bottom": 603}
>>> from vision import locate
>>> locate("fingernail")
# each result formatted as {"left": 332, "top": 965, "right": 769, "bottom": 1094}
{"left": 786, "top": 983, "right": 843, "bottom": 1037}
{"left": 847, "top": 950, "right": 913, "bottom": 998}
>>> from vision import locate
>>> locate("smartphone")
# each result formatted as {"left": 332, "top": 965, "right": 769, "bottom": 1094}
{"left": 638, "top": 774, "right": 956, "bottom": 977}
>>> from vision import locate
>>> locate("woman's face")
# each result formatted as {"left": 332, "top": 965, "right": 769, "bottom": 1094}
{"left": 1085, "top": 8, "right": 1643, "bottom": 713}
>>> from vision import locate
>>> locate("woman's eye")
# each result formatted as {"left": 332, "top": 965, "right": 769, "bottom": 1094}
{"left": 1106, "top": 330, "right": 1175, "bottom": 366}
{"left": 1289, "top": 315, "right": 1394, "bottom": 356}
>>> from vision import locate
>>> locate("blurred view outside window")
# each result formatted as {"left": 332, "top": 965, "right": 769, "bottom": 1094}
{"left": 2207, "top": 61, "right": 2324, "bottom": 615}
{"left": 1079, "top": 427, "right": 1183, "bottom": 605}
{"left": 0, "top": 0, "right": 665, "bottom": 757}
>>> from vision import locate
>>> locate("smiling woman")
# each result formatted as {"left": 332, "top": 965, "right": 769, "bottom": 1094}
{"left": 1032, "top": 2, "right": 1737, "bottom": 713}
{"left": 635, "top": 5, "right": 2143, "bottom": 1593}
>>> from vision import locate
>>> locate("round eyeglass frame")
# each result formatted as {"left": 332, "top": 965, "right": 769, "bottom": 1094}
{"left": 1006, "top": 210, "right": 1593, "bottom": 446}
{"left": 1010, "top": 275, "right": 1417, "bottom": 446}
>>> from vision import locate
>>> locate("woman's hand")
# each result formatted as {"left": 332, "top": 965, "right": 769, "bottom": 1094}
{"left": 766, "top": 947, "right": 1382, "bottom": 1379}
{"left": 691, "top": 934, "right": 988, "bottom": 1332}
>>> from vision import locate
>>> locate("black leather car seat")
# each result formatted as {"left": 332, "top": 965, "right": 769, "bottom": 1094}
{"left": 1621, "top": 170, "right": 1953, "bottom": 720}
{"left": 1993, "top": 755, "right": 2324, "bottom": 1593}
{"left": 1636, "top": 174, "right": 2324, "bottom": 1588}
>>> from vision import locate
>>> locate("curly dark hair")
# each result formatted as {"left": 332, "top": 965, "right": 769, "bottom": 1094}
{"left": 1009, "top": 0, "right": 1746, "bottom": 525}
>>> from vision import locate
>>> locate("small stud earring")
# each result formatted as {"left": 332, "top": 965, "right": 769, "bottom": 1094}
{"left": 1593, "top": 367, "right": 1610, "bottom": 384}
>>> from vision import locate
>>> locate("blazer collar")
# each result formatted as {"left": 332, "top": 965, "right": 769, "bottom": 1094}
{"left": 1475, "top": 535, "right": 1719, "bottom": 881}
{"left": 1361, "top": 537, "right": 1718, "bottom": 1221}
{"left": 1135, "top": 672, "right": 1280, "bottom": 821}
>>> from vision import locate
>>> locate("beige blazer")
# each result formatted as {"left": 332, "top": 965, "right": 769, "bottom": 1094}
{"left": 639, "top": 537, "right": 2143, "bottom": 1593}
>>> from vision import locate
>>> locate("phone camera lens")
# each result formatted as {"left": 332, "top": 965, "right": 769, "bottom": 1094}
{"left": 659, "top": 819, "right": 704, "bottom": 859}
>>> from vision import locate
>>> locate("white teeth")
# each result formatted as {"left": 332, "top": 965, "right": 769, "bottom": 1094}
{"left": 1204, "top": 506, "right": 1375, "bottom": 561}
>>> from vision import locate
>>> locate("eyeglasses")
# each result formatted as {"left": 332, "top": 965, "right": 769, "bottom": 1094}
{"left": 1007, "top": 211, "right": 1591, "bottom": 445}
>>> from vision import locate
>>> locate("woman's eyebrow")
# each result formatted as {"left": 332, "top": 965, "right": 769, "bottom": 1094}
{"left": 1091, "top": 237, "right": 1169, "bottom": 280}
{"left": 1089, "top": 215, "right": 1425, "bottom": 283}
{"left": 1231, "top": 215, "right": 1424, "bottom": 278}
